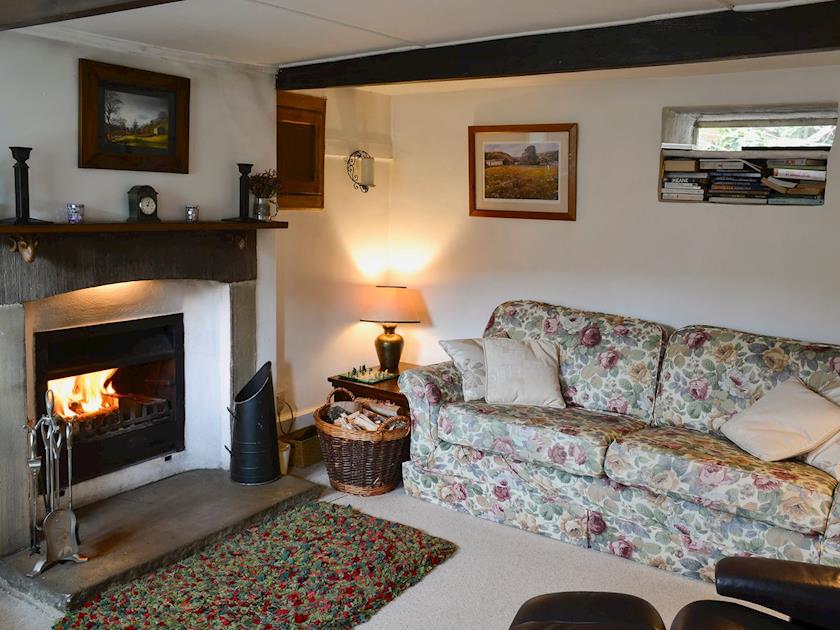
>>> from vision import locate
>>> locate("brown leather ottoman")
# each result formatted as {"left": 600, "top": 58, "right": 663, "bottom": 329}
{"left": 509, "top": 592, "right": 666, "bottom": 630}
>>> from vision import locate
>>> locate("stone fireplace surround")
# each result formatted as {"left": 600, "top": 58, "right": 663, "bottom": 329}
{"left": 0, "top": 231, "right": 260, "bottom": 556}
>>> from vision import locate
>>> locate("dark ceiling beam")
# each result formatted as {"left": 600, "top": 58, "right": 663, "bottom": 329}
{"left": 277, "top": 1, "right": 840, "bottom": 90}
{"left": 0, "top": 1, "right": 182, "bottom": 31}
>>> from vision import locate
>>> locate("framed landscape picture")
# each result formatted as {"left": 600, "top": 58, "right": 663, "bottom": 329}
{"left": 469, "top": 123, "right": 577, "bottom": 220}
{"left": 79, "top": 59, "right": 190, "bottom": 173}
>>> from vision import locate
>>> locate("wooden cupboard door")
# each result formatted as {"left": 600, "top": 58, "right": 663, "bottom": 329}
{"left": 277, "top": 91, "right": 326, "bottom": 208}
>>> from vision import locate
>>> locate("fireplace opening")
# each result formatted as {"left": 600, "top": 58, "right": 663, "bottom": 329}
{"left": 34, "top": 314, "right": 185, "bottom": 485}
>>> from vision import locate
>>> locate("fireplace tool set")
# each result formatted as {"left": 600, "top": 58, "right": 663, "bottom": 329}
{"left": 24, "top": 390, "right": 88, "bottom": 578}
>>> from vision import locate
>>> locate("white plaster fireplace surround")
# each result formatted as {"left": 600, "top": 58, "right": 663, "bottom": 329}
{"left": 0, "top": 262, "right": 258, "bottom": 557}
{"left": 23, "top": 280, "right": 232, "bottom": 509}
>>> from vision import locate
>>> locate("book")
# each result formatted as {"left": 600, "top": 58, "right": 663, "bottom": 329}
{"left": 709, "top": 188, "right": 770, "bottom": 197}
{"left": 711, "top": 171, "right": 762, "bottom": 178}
{"left": 663, "top": 182, "right": 703, "bottom": 189}
{"left": 663, "top": 159, "right": 698, "bottom": 172}
{"left": 764, "top": 176, "right": 797, "bottom": 189}
{"left": 661, "top": 192, "right": 704, "bottom": 201}
{"left": 772, "top": 168, "right": 827, "bottom": 181}
{"left": 767, "top": 197, "right": 825, "bottom": 206}
{"left": 662, "top": 188, "right": 703, "bottom": 194}
{"left": 708, "top": 196, "right": 767, "bottom": 204}
{"left": 765, "top": 158, "right": 826, "bottom": 168}
{"left": 787, "top": 182, "right": 826, "bottom": 196}
{"left": 761, "top": 177, "right": 825, "bottom": 196}
{"left": 700, "top": 160, "right": 744, "bottom": 170}
{"left": 664, "top": 172, "right": 709, "bottom": 180}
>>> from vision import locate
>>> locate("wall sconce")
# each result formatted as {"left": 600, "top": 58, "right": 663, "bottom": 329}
{"left": 346, "top": 150, "right": 375, "bottom": 193}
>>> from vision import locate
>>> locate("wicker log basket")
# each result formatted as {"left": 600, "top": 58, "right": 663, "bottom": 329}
{"left": 314, "top": 388, "right": 411, "bottom": 496}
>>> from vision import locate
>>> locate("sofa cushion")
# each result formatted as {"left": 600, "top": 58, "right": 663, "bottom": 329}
{"left": 604, "top": 426, "right": 836, "bottom": 535}
{"left": 437, "top": 402, "right": 645, "bottom": 477}
{"left": 654, "top": 325, "right": 840, "bottom": 434}
{"left": 720, "top": 378, "right": 840, "bottom": 461}
{"left": 440, "top": 338, "right": 487, "bottom": 401}
{"left": 484, "top": 338, "right": 566, "bottom": 408}
{"left": 483, "top": 300, "right": 667, "bottom": 421}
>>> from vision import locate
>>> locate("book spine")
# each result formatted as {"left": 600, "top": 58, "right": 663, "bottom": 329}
{"left": 701, "top": 162, "right": 744, "bottom": 170}
{"left": 708, "top": 196, "right": 767, "bottom": 204}
{"left": 661, "top": 192, "right": 705, "bottom": 200}
{"left": 772, "top": 168, "right": 827, "bottom": 181}
{"left": 765, "top": 159, "right": 825, "bottom": 167}
{"left": 664, "top": 173, "right": 709, "bottom": 180}
{"left": 767, "top": 197, "right": 825, "bottom": 205}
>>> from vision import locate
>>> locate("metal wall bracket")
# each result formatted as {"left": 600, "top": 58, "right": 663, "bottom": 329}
{"left": 7, "top": 236, "right": 39, "bottom": 263}
{"left": 346, "top": 149, "right": 374, "bottom": 193}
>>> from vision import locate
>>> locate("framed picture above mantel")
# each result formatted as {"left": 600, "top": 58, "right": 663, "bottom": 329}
{"left": 79, "top": 59, "right": 190, "bottom": 174}
{"left": 469, "top": 123, "right": 577, "bottom": 221}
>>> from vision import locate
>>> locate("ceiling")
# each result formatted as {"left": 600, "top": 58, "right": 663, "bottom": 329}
{"left": 18, "top": 0, "right": 831, "bottom": 69}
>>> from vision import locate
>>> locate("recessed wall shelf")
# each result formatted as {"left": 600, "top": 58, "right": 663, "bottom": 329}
{"left": 658, "top": 149, "right": 829, "bottom": 206}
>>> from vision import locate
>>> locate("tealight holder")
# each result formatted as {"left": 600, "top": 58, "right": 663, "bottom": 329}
{"left": 66, "top": 203, "right": 85, "bottom": 225}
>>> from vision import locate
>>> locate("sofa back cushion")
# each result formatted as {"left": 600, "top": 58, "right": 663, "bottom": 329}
{"left": 655, "top": 325, "right": 840, "bottom": 434}
{"left": 483, "top": 300, "right": 668, "bottom": 420}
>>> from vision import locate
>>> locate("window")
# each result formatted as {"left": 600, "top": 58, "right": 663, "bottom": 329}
{"left": 662, "top": 104, "right": 838, "bottom": 151}
{"left": 696, "top": 120, "right": 836, "bottom": 151}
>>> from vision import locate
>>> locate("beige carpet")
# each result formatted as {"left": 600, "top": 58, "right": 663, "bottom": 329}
{"left": 1, "top": 464, "right": 724, "bottom": 629}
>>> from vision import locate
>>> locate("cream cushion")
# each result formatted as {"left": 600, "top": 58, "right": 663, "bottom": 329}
{"left": 440, "top": 338, "right": 486, "bottom": 401}
{"left": 484, "top": 338, "right": 565, "bottom": 409}
{"left": 721, "top": 378, "right": 840, "bottom": 462}
{"left": 803, "top": 378, "right": 840, "bottom": 479}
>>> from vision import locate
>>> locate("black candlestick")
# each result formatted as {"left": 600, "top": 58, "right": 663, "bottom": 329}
{"left": 223, "top": 162, "right": 260, "bottom": 222}
{"left": 1, "top": 147, "right": 51, "bottom": 225}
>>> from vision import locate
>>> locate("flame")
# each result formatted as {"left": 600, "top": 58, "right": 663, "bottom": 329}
{"left": 48, "top": 368, "right": 119, "bottom": 418}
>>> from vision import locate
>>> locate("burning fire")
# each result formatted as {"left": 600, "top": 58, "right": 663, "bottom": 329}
{"left": 48, "top": 368, "right": 119, "bottom": 419}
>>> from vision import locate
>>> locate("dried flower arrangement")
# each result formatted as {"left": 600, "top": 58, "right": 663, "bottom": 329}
{"left": 249, "top": 169, "right": 280, "bottom": 199}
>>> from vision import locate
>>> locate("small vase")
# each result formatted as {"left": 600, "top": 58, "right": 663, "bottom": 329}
{"left": 253, "top": 197, "right": 275, "bottom": 222}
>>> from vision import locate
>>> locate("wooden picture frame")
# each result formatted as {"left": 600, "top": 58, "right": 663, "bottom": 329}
{"left": 469, "top": 123, "right": 577, "bottom": 220}
{"left": 276, "top": 90, "right": 326, "bottom": 208}
{"left": 79, "top": 59, "right": 190, "bottom": 173}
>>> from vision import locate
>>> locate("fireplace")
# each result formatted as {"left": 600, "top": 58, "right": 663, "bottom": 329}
{"left": 34, "top": 314, "right": 185, "bottom": 484}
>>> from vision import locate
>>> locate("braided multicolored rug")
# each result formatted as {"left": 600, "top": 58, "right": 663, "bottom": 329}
{"left": 56, "top": 501, "right": 457, "bottom": 629}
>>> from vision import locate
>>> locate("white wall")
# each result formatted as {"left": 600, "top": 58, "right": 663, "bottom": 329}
{"left": 385, "top": 64, "right": 840, "bottom": 365}
{"left": 275, "top": 88, "right": 393, "bottom": 420}
{"left": 0, "top": 31, "right": 281, "bottom": 377}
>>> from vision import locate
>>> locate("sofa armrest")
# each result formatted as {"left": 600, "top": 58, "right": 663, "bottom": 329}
{"left": 825, "top": 483, "right": 840, "bottom": 542}
{"left": 715, "top": 557, "right": 840, "bottom": 628}
{"left": 398, "top": 362, "right": 463, "bottom": 466}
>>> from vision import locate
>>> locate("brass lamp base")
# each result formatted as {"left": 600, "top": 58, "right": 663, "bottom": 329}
{"left": 375, "top": 324, "right": 404, "bottom": 372}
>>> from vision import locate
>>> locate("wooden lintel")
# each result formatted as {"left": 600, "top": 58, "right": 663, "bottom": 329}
{"left": 0, "top": 1, "right": 182, "bottom": 31}
{"left": 276, "top": 2, "right": 840, "bottom": 90}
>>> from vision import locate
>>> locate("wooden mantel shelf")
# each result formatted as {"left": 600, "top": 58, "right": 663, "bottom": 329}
{"left": 0, "top": 220, "right": 288, "bottom": 235}
{"left": 2, "top": 220, "right": 288, "bottom": 263}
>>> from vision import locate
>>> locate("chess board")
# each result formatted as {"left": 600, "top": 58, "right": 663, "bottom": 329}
{"left": 338, "top": 368, "right": 399, "bottom": 384}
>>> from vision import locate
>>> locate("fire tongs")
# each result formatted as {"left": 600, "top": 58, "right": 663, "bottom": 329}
{"left": 26, "top": 390, "right": 88, "bottom": 578}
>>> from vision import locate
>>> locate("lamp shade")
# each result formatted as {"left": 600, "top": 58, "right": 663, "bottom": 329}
{"left": 360, "top": 285, "right": 420, "bottom": 324}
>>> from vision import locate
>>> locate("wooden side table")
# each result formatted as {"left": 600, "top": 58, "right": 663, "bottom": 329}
{"left": 327, "top": 362, "right": 417, "bottom": 410}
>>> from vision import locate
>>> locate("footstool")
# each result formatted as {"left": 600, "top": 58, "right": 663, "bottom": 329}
{"left": 509, "top": 592, "right": 666, "bottom": 630}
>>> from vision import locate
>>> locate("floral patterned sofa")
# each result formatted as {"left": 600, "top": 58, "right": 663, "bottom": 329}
{"left": 400, "top": 300, "right": 840, "bottom": 580}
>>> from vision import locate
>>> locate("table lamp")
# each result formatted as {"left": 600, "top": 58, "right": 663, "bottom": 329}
{"left": 360, "top": 285, "right": 420, "bottom": 372}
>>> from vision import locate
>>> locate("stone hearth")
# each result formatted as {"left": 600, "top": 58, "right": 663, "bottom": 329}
{"left": 0, "top": 470, "right": 319, "bottom": 611}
